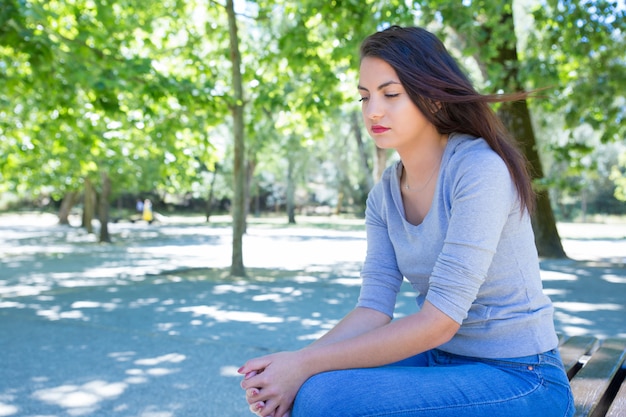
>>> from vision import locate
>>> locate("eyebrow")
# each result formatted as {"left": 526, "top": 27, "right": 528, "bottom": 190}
{"left": 357, "top": 80, "right": 401, "bottom": 92}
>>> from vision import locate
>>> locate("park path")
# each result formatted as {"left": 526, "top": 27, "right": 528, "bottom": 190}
{"left": 0, "top": 213, "right": 624, "bottom": 417}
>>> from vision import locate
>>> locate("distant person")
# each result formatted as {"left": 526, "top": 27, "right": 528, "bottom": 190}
{"left": 238, "top": 26, "right": 574, "bottom": 417}
{"left": 142, "top": 199, "right": 153, "bottom": 224}
{"left": 136, "top": 198, "right": 144, "bottom": 214}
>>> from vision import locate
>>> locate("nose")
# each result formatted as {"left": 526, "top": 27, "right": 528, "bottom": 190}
{"left": 364, "top": 96, "right": 383, "bottom": 121}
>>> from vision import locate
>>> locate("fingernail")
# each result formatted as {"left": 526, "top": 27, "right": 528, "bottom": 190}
{"left": 237, "top": 366, "right": 244, "bottom": 373}
{"left": 245, "top": 371, "right": 257, "bottom": 379}
{"left": 255, "top": 401, "right": 265, "bottom": 411}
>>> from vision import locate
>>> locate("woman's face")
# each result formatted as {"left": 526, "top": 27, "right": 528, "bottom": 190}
{"left": 358, "top": 57, "right": 437, "bottom": 151}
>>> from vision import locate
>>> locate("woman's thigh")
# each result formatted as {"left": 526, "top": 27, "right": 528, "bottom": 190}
{"left": 292, "top": 349, "right": 573, "bottom": 417}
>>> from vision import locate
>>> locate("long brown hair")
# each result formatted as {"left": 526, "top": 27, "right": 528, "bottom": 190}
{"left": 360, "top": 25, "right": 535, "bottom": 213}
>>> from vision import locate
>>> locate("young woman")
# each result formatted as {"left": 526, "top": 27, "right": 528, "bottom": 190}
{"left": 239, "top": 25, "right": 574, "bottom": 417}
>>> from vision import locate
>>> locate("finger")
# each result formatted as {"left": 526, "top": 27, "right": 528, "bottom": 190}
{"left": 249, "top": 400, "right": 265, "bottom": 415}
{"left": 246, "top": 387, "right": 260, "bottom": 399}
{"left": 246, "top": 387, "right": 261, "bottom": 405}
{"left": 274, "top": 404, "right": 289, "bottom": 417}
{"left": 239, "top": 356, "right": 271, "bottom": 376}
{"left": 240, "top": 370, "right": 261, "bottom": 389}
{"left": 258, "top": 399, "right": 277, "bottom": 417}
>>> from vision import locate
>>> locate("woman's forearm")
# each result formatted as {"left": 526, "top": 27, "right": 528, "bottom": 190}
{"left": 300, "top": 301, "right": 459, "bottom": 376}
{"left": 306, "top": 307, "right": 391, "bottom": 348}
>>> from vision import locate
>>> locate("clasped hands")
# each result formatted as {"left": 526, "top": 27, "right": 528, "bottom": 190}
{"left": 238, "top": 351, "right": 307, "bottom": 417}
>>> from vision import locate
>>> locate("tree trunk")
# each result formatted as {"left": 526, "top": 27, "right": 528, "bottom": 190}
{"left": 83, "top": 178, "right": 95, "bottom": 234}
{"left": 286, "top": 155, "right": 296, "bottom": 224}
{"left": 352, "top": 111, "right": 374, "bottom": 190}
{"left": 58, "top": 192, "right": 78, "bottom": 225}
{"left": 244, "top": 158, "right": 256, "bottom": 231}
{"left": 490, "top": 11, "right": 566, "bottom": 258}
{"left": 98, "top": 171, "right": 111, "bottom": 243}
{"left": 226, "top": 0, "right": 246, "bottom": 277}
{"left": 499, "top": 101, "right": 566, "bottom": 258}
{"left": 205, "top": 163, "right": 219, "bottom": 223}
{"left": 375, "top": 147, "right": 387, "bottom": 183}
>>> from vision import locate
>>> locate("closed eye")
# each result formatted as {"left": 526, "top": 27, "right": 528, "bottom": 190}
{"left": 358, "top": 97, "right": 369, "bottom": 102}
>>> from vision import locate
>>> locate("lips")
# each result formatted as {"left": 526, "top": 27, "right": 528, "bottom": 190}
{"left": 371, "top": 125, "right": 390, "bottom": 134}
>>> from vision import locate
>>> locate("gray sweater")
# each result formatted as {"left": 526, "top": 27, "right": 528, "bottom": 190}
{"left": 357, "top": 133, "right": 558, "bottom": 358}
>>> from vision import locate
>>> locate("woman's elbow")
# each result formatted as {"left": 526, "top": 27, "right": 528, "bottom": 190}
{"left": 421, "top": 301, "right": 461, "bottom": 346}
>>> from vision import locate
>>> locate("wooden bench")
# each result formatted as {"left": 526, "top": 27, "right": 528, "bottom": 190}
{"left": 558, "top": 335, "right": 626, "bottom": 416}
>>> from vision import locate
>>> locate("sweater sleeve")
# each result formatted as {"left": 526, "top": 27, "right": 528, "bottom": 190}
{"left": 426, "top": 147, "right": 519, "bottom": 324}
{"left": 356, "top": 181, "right": 404, "bottom": 318}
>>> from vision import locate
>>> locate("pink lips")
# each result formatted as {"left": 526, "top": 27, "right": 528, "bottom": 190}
{"left": 371, "top": 125, "right": 390, "bottom": 134}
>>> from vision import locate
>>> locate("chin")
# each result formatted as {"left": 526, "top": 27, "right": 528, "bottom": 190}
{"left": 372, "top": 138, "right": 396, "bottom": 149}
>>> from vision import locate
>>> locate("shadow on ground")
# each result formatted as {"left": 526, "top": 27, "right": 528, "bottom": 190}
{"left": 0, "top": 215, "right": 624, "bottom": 416}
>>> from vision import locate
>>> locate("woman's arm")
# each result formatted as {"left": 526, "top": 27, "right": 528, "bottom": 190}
{"left": 306, "top": 306, "right": 392, "bottom": 348}
{"left": 300, "top": 301, "right": 458, "bottom": 372}
{"left": 240, "top": 301, "right": 459, "bottom": 417}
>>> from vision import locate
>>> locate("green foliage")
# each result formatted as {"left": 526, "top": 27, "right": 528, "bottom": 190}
{"left": 527, "top": 0, "right": 625, "bottom": 143}
{"left": 611, "top": 152, "right": 626, "bottom": 202}
{"left": 1, "top": 0, "right": 623, "bottom": 221}
{"left": 0, "top": 0, "right": 225, "bottom": 201}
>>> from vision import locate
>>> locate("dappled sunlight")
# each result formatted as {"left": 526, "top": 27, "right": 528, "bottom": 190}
{"left": 32, "top": 380, "right": 127, "bottom": 415}
{"left": 26, "top": 298, "right": 124, "bottom": 322}
{"left": 540, "top": 270, "right": 578, "bottom": 281}
{"left": 37, "top": 307, "right": 88, "bottom": 321}
{"left": 292, "top": 275, "right": 321, "bottom": 283}
{"left": 541, "top": 257, "right": 626, "bottom": 339}
{"left": 1, "top": 216, "right": 624, "bottom": 415}
{"left": 129, "top": 297, "right": 161, "bottom": 308}
{"left": 329, "top": 277, "right": 361, "bottom": 286}
{"left": 0, "top": 221, "right": 231, "bottom": 298}
{"left": 22, "top": 350, "right": 188, "bottom": 415}
{"left": 553, "top": 301, "right": 623, "bottom": 313}
{"left": 71, "top": 300, "right": 117, "bottom": 310}
{"left": 543, "top": 288, "right": 568, "bottom": 297}
{"left": 252, "top": 291, "right": 302, "bottom": 302}
{"left": 297, "top": 318, "right": 339, "bottom": 342}
{"left": 134, "top": 353, "right": 186, "bottom": 366}
{"left": 220, "top": 366, "right": 242, "bottom": 377}
{"left": 213, "top": 283, "right": 250, "bottom": 294}
{"left": 251, "top": 286, "right": 303, "bottom": 302}
{"left": 602, "top": 274, "right": 626, "bottom": 284}
{"left": 552, "top": 301, "right": 625, "bottom": 338}
{"left": 109, "top": 351, "right": 136, "bottom": 362}
{"left": 0, "top": 283, "right": 52, "bottom": 297}
{"left": 178, "top": 305, "right": 284, "bottom": 324}
{"left": 0, "top": 401, "right": 18, "bottom": 417}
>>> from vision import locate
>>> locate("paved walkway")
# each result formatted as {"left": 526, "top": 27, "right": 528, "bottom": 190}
{"left": 0, "top": 213, "right": 625, "bottom": 417}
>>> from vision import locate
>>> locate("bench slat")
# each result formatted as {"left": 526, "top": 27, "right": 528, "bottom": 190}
{"left": 605, "top": 372, "right": 626, "bottom": 417}
{"left": 559, "top": 335, "right": 601, "bottom": 379}
{"left": 571, "top": 338, "right": 626, "bottom": 417}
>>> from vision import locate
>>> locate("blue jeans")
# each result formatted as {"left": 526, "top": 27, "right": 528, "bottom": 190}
{"left": 292, "top": 349, "right": 574, "bottom": 417}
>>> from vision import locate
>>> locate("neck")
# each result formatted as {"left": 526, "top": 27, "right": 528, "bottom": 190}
{"left": 402, "top": 159, "right": 440, "bottom": 192}
{"left": 400, "top": 133, "right": 448, "bottom": 189}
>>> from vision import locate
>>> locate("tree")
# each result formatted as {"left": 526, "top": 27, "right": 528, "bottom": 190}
{"left": 525, "top": 0, "right": 626, "bottom": 220}
{"left": 412, "top": 2, "right": 550, "bottom": 256}
{"left": 0, "top": 0, "right": 225, "bottom": 241}
{"left": 225, "top": 0, "right": 247, "bottom": 277}
{"left": 412, "top": 0, "right": 625, "bottom": 255}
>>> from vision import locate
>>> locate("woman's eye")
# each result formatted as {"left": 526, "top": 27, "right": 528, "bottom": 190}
{"left": 358, "top": 97, "right": 369, "bottom": 102}
{"left": 385, "top": 93, "right": 399, "bottom": 98}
